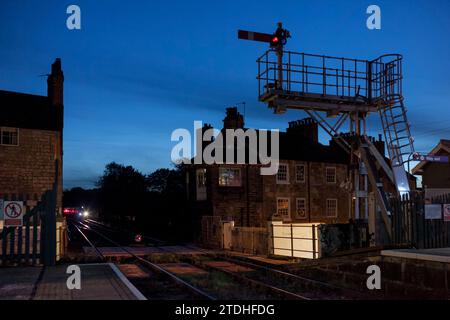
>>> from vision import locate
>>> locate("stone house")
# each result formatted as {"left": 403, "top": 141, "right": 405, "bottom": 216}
{"left": 186, "top": 108, "right": 389, "bottom": 231}
{"left": 0, "top": 59, "right": 65, "bottom": 261}
{"left": 0, "top": 59, "right": 63, "bottom": 209}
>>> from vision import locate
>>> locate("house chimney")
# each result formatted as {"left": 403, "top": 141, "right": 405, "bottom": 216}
{"left": 374, "top": 134, "right": 385, "bottom": 156}
{"left": 287, "top": 118, "right": 318, "bottom": 143}
{"left": 223, "top": 107, "right": 244, "bottom": 129}
{"left": 47, "top": 58, "right": 64, "bottom": 107}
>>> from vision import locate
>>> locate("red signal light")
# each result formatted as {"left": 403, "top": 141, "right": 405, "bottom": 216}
{"left": 272, "top": 36, "right": 279, "bottom": 43}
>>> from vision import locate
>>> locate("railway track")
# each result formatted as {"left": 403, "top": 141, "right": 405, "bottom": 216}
{"left": 182, "top": 250, "right": 372, "bottom": 300}
{"left": 69, "top": 219, "right": 309, "bottom": 300}
{"left": 83, "top": 219, "right": 166, "bottom": 246}
{"left": 70, "top": 219, "right": 215, "bottom": 300}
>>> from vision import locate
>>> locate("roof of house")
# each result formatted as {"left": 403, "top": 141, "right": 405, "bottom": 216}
{"left": 278, "top": 131, "right": 349, "bottom": 164}
{"left": 0, "top": 90, "right": 63, "bottom": 131}
{"left": 411, "top": 139, "right": 450, "bottom": 175}
{"left": 193, "top": 128, "right": 350, "bottom": 165}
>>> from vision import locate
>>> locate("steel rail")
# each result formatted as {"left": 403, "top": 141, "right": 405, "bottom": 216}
{"left": 83, "top": 219, "right": 166, "bottom": 246}
{"left": 184, "top": 245, "right": 366, "bottom": 298}
{"left": 183, "top": 255, "right": 310, "bottom": 300}
{"left": 71, "top": 222, "right": 106, "bottom": 261}
{"left": 72, "top": 220, "right": 216, "bottom": 300}
{"left": 74, "top": 221, "right": 309, "bottom": 300}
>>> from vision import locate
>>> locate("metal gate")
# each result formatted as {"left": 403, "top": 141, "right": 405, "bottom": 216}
{"left": 1, "top": 183, "right": 57, "bottom": 266}
{"left": 391, "top": 192, "right": 450, "bottom": 249}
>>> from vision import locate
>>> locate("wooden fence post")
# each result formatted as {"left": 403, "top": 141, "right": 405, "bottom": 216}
{"left": 290, "top": 224, "right": 294, "bottom": 258}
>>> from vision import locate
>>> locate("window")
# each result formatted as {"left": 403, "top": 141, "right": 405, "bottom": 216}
{"left": 277, "top": 198, "right": 290, "bottom": 220}
{"left": 296, "top": 165, "right": 305, "bottom": 183}
{"left": 276, "top": 164, "right": 289, "bottom": 184}
{"left": 196, "top": 169, "right": 207, "bottom": 200}
{"left": 326, "top": 199, "right": 338, "bottom": 217}
{"left": 325, "top": 167, "right": 336, "bottom": 184}
{"left": 218, "top": 167, "right": 242, "bottom": 187}
{"left": 296, "top": 198, "right": 307, "bottom": 219}
{"left": 0, "top": 127, "right": 19, "bottom": 146}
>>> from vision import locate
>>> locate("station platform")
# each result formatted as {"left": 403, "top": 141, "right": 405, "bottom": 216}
{"left": 0, "top": 263, "right": 146, "bottom": 300}
{"left": 381, "top": 248, "right": 450, "bottom": 264}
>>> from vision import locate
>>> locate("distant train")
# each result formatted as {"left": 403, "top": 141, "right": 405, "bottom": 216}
{"left": 63, "top": 206, "right": 89, "bottom": 219}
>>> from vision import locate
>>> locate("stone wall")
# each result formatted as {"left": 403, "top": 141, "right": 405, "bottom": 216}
{"left": 208, "top": 165, "right": 265, "bottom": 227}
{"left": 0, "top": 128, "right": 62, "bottom": 212}
{"left": 262, "top": 160, "right": 351, "bottom": 224}
{"left": 191, "top": 160, "right": 351, "bottom": 229}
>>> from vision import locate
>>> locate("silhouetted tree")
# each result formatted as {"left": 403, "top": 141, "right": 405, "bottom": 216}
{"left": 97, "top": 162, "right": 147, "bottom": 225}
{"left": 66, "top": 162, "right": 191, "bottom": 241}
{"left": 147, "top": 164, "right": 184, "bottom": 194}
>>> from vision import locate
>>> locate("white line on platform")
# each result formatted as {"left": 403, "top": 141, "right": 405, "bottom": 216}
{"left": 108, "top": 263, "right": 147, "bottom": 300}
{"left": 381, "top": 250, "right": 450, "bottom": 264}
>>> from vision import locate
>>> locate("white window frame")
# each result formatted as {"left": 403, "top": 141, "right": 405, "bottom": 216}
{"left": 295, "top": 164, "right": 306, "bottom": 183}
{"left": 276, "top": 163, "right": 289, "bottom": 184}
{"left": 326, "top": 198, "right": 338, "bottom": 217}
{"left": 218, "top": 167, "right": 242, "bottom": 187}
{"left": 296, "top": 198, "right": 307, "bottom": 219}
{"left": 0, "top": 127, "right": 19, "bottom": 146}
{"left": 277, "top": 197, "right": 291, "bottom": 221}
{"left": 325, "top": 166, "right": 336, "bottom": 184}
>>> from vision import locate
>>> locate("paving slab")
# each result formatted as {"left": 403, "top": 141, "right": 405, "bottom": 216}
{"left": 0, "top": 267, "right": 42, "bottom": 300}
{"left": 0, "top": 263, "right": 146, "bottom": 300}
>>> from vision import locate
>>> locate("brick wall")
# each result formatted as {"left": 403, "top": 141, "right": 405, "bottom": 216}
{"left": 0, "top": 128, "right": 62, "bottom": 211}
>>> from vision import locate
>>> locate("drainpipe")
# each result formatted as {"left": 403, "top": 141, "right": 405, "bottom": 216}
{"left": 308, "top": 161, "right": 312, "bottom": 223}
{"left": 246, "top": 165, "right": 250, "bottom": 227}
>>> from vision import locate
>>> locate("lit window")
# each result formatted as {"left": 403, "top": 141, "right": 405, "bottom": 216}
{"left": 296, "top": 198, "right": 307, "bottom": 219}
{"left": 277, "top": 198, "right": 290, "bottom": 220}
{"left": 0, "top": 127, "right": 19, "bottom": 146}
{"left": 326, "top": 199, "right": 338, "bottom": 217}
{"left": 326, "top": 167, "right": 336, "bottom": 184}
{"left": 219, "top": 167, "right": 242, "bottom": 187}
{"left": 276, "top": 164, "right": 289, "bottom": 183}
{"left": 296, "top": 165, "right": 305, "bottom": 183}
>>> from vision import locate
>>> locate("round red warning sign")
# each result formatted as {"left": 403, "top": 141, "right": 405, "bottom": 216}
{"left": 4, "top": 202, "right": 22, "bottom": 218}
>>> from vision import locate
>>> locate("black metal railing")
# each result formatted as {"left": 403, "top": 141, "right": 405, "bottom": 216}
{"left": 391, "top": 192, "right": 450, "bottom": 249}
{"left": 256, "top": 50, "right": 403, "bottom": 105}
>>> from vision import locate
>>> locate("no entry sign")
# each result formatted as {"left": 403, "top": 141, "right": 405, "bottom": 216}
{"left": 444, "top": 204, "right": 450, "bottom": 222}
{"left": 0, "top": 199, "right": 4, "bottom": 220}
{"left": 3, "top": 201, "right": 24, "bottom": 226}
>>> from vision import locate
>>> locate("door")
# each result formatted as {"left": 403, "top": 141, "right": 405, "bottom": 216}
{"left": 222, "top": 221, "right": 233, "bottom": 250}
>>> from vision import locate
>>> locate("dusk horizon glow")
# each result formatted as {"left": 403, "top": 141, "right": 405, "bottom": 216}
{"left": 1, "top": 0, "right": 449, "bottom": 189}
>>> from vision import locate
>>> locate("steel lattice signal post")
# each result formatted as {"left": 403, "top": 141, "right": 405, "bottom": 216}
{"left": 238, "top": 23, "right": 416, "bottom": 245}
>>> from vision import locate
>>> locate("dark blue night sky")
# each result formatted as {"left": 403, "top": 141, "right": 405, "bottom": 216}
{"left": 1, "top": 0, "right": 449, "bottom": 188}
